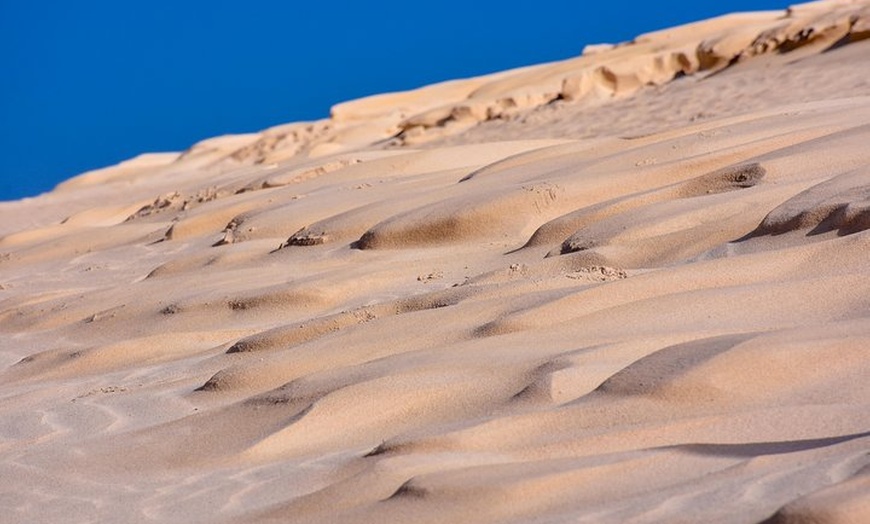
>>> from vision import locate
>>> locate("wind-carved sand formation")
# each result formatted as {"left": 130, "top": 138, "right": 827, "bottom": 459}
{"left": 2, "top": 1, "right": 870, "bottom": 522}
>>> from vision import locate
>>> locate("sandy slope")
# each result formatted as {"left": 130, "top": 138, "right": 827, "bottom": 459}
{"left": 1, "top": 1, "right": 870, "bottom": 522}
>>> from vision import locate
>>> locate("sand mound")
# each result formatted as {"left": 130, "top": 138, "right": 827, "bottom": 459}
{"left": 1, "top": 2, "right": 869, "bottom": 523}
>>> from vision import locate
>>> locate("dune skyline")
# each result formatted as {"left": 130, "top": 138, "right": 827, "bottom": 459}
{"left": 1, "top": 0, "right": 790, "bottom": 201}
{"left": 1, "top": 1, "right": 869, "bottom": 523}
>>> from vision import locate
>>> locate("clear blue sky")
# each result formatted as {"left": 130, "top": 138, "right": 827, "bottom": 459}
{"left": 1, "top": 1, "right": 788, "bottom": 201}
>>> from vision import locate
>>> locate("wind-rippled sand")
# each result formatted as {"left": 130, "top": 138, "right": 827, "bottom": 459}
{"left": 1, "top": 1, "right": 869, "bottom": 522}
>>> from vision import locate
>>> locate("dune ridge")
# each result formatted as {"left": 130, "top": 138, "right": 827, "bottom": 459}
{"left": 1, "top": 1, "right": 870, "bottom": 522}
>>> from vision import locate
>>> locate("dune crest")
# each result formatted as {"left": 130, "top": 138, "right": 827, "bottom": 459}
{"left": 2, "top": 1, "right": 870, "bottom": 522}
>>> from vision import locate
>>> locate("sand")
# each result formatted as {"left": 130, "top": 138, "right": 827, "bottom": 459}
{"left": 1, "top": 1, "right": 869, "bottom": 522}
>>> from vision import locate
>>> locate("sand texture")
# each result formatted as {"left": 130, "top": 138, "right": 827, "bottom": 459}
{"left": 1, "top": 1, "right": 869, "bottom": 522}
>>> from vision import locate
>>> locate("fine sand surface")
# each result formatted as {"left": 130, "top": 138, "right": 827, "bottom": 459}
{"left": 2, "top": 1, "right": 870, "bottom": 522}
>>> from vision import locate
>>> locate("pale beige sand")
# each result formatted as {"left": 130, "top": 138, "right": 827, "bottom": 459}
{"left": 2, "top": 1, "right": 870, "bottom": 523}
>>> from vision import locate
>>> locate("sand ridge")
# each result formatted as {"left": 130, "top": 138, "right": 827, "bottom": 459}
{"left": 1, "top": 1, "right": 870, "bottom": 522}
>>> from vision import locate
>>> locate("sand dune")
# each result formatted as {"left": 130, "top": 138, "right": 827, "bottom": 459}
{"left": 1, "top": 1, "right": 869, "bottom": 522}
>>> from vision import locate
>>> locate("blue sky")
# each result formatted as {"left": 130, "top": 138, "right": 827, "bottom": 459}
{"left": 1, "top": 1, "right": 788, "bottom": 201}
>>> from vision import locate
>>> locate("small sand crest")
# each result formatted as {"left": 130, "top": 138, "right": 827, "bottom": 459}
{"left": 748, "top": 165, "right": 870, "bottom": 237}
{"left": 763, "top": 468, "right": 870, "bottom": 524}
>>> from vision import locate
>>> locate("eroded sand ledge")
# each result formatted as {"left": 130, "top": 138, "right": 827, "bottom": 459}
{"left": 1, "top": 1, "right": 869, "bottom": 522}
